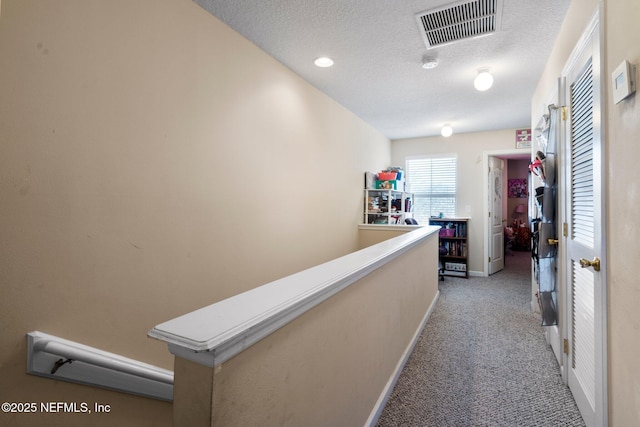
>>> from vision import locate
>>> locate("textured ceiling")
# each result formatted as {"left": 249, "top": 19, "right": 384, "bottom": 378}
{"left": 194, "top": 0, "right": 571, "bottom": 140}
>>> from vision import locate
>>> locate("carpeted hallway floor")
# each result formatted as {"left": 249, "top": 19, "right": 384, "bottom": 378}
{"left": 376, "top": 251, "right": 585, "bottom": 427}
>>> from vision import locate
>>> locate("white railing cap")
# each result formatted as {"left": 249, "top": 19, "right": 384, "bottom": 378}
{"left": 148, "top": 226, "right": 438, "bottom": 366}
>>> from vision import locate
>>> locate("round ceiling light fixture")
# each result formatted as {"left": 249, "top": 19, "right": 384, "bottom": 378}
{"left": 474, "top": 68, "right": 494, "bottom": 91}
{"left": 422, "top": 56, "right": 439, "bottom": 69}
{"left": 441, "top": 125, "right": 453, "bottom": 137}
{"left": 314, "top": 57, "right": 334, "bottom": 68}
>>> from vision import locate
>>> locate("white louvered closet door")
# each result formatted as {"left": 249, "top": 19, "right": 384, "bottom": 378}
{"left": 563, "top": 16, "right": 605, "bottom": 427}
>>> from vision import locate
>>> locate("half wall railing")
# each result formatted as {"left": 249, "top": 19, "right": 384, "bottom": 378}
{"left": 150, "top": 225, "right": 440, "bottom": 426}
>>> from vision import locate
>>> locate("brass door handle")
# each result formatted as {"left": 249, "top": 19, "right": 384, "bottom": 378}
{"left": 548, "top": 238, "right": 559, "bottom": 245}
{"left": 579, "top": 257, "right": 601, "bottom": 272}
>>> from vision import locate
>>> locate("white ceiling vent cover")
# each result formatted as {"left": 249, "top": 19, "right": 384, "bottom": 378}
{"left": 416, "top": 0, "right": 503, "bottom": 49}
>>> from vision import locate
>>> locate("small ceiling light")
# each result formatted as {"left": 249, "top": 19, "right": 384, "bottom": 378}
{"left": 314, "top": 57, "right": 334, "bottom": 68}
{"left": 422, "top": 56, "right": 439, "bottom": 69}
{"left": 441, "top": 125, "right": 453, "bottom": 137}
{"left": 474, "top": 68, "right": 494, "bottom": 91}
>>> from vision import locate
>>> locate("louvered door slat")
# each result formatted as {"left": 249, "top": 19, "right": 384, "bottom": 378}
{"left": 569, "top": 57, "right": 596, "bottom": 415}
{"left": 572, "top": 262, "right": 596, "bottom": 408}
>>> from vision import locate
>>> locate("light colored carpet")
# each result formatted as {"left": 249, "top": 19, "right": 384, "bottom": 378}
{"left": 376, "top": 251, "right": 585, "bottom": 427}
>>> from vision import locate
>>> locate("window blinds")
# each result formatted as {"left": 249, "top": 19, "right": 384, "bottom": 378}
{"left": 406, "top": 155, "right": 457, "bottom": 222}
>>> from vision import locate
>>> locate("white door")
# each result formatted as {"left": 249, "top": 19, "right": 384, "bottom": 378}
{"left": 562, "top": 14, "right": 606, "bottom": 427}
{"left": 488, "top": 157, "right": 504, "bottom": 275}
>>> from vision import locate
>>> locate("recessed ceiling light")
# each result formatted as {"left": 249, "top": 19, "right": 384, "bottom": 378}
{"left": 474, "top": 68, "right": 493, "bottom": 91}
{"left": 314, "top": 57, "right": 334, "bottom": 68}
{"left": 441, "top": 125, "right": 453, "bottom": 137}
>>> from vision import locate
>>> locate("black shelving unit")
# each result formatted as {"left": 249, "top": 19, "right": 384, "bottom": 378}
{"left": 429, "top": 217, "right": 469, "bottom": 278}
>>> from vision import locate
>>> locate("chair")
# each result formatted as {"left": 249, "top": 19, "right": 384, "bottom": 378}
{"left": 504, "top": 226, "right": 515, "bottom": 257}
{"left": 438, "top": 244, "right": 447, "bottom": 281}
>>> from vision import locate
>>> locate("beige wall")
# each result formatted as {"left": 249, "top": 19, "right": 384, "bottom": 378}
{"left": 533, "top": 0, "right": 640, "bottom": 424}
{"left": 172, "top": 233, "right": 440, "bottom": 426}
{"left": 391, "top": 130, "right": 529, "bottom": 274}
{"left": 506, "top": 159, "right": 529, "bottom": 225}
{"left": 531, "top": 0, "right": 599, "bottom": 119}
{"left": 0, "top": 0, "right": 390, "bottom": 425}
{"left": 604, "top": 1, "right": 640, "bottom": 425}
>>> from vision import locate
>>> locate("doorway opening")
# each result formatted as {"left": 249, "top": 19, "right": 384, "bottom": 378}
{"left": 504, "top": 157, "right": 532, "bottom": 264}
{"left": 484, "top": 150, "right": 531, "bottom": 278}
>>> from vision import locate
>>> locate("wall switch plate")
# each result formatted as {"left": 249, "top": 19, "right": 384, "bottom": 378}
{"left": 612, "top": 60, "right": 636, "bottom": 104}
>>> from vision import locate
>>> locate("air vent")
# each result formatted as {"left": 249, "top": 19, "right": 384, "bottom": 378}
{"left": 415, "top": 0, "right": 503, "bottom": 49}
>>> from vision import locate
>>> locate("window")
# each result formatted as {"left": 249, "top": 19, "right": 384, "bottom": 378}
{"left": 406, "top": 155, "right": 457, "bottom": 223}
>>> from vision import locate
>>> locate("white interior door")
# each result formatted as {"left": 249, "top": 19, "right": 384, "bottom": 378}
{"left": 488, "top": 157, "right": 504, "bottom": 275}
{"left": 562, "top": 14, "right": 606, "bottom": 427}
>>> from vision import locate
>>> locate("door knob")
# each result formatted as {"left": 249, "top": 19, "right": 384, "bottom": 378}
{"left": 579, "top": 257, "right": 601, "bottom": 272}
{"left": 548, "top": 238, "right": 559, "bottom": 246}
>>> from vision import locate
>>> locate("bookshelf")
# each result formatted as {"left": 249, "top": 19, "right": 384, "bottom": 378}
{"left": 364, "top": 189, "right": 413, "bottom": 225}
{"left": 429, "top": 217, "right": 469, "bottom": 278}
